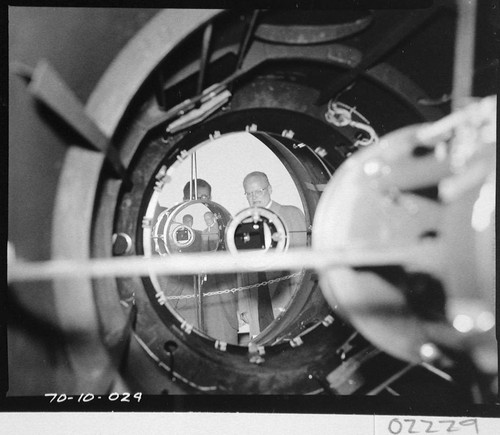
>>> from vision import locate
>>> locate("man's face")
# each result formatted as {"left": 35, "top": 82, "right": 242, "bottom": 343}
{"left": 183, "top": 217, "right": 193, "bottom": 227}
{"left": 243, "top": 176, "right": 271, "bottom": 207}
{"left": 197, "top": 186, "right": 211, "bottom": 200}
{"left": 204, "top": 213, "right": 214, "bottom": 226}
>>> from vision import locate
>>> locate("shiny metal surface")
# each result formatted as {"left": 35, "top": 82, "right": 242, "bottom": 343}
{"left": 313, "top": 96, "right": 496, "bottom": 374}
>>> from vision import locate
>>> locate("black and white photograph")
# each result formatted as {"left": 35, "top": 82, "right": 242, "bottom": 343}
{"left": 4, "top": 0, "right": 499, "bottom": 431}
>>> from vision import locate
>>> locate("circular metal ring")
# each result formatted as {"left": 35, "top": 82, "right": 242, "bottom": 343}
{"left": 171, "top": 224, "right": 195, "bottom": 249}
{"left": 225, "top": 206, "right": 289, "bottom": 269}
{"left": 85, "top": 10, "right": 452, "bottom": 394}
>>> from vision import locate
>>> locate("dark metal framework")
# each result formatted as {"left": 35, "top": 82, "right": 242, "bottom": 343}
{"left": 7, "top": 3, "right": 498, "bottom": 402}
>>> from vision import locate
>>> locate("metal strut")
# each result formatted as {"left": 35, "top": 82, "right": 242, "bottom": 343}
{"left": 235, "top": 10, "right": 261, "bottom": 71}
{"left": 190, "top": 151, "right": 198, "bottom": 200}
{"left": 197, "top": 22, "right": 214, "bottom": 98}
{"left": 18, "top": 60, "right": 128, "bottom": 180}
{"left": 451, "top": 0, "right": 477, "bottom": 111}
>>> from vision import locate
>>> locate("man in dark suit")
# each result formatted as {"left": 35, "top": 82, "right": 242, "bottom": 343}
{"left": 242, "top": 171, "right": 307, "bottom": 248}
{"left": 238, "top": 171, "right": 307, "bottom": 340}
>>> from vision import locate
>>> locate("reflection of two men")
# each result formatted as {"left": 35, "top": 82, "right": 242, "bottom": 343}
{"left": 177, "top": 212, "right": 218, "bottom": 253}
{"left": 179, "top": 212, "right": 219, "bottom": 252}
{"left": 176, "top": 214, "right": 201, "bottom": 253}
{"left": 238, "top": 171, "right": 307, "bottom": 343}
{"left": 162, "top": 179, "right": 239, "bottom": 345}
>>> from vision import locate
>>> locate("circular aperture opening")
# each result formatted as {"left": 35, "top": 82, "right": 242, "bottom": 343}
{"left": 139, "top": 131, "right": 327, "bottom": 347}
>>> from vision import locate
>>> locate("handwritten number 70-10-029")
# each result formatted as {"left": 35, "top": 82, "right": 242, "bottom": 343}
{"left": 45, "top": 392, "right": 142, "bottom": 403}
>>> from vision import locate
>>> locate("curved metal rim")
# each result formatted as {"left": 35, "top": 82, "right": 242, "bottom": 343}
{"left": 53, "top": 9, "right": 445, "bottom": 393}
{"left": 49, "top": 9, "right": 228, "bottom": 393}
{"left": 85, "top": 9, "right": 225, "bottom": 136}
{"left": 254, "top": 14, "right": 374, "bottom": 44}
{"left": 127, "top": 109, "right": 350, "bottom": 392}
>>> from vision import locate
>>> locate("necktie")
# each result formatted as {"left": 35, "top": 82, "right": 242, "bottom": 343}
{"left": 257, "top": 271, "right": 274, "bottom": 331}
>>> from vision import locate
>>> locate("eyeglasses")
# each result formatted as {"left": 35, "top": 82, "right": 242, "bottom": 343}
{"left": 244, "top": 186, "right": 269, "bottom": 198}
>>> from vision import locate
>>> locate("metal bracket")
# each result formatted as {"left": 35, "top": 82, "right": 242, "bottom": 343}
{"left": 155, "top": 291, "right": 167, "bottom": 306}
{"left": 214, "top": 340, "right": 228, "bottom": 351}
{"left": 165, "top": 88, "right": 232, "bottom": 134}
{"left": 180, "top": 320, "right": 194, "bottom": 334}
{"left": 337, "top": 332, "right": 361, "bottom": 361}
{"left": 290, "top": 336, "right": 304, "bottom": 348}
{"left": 314, "top": 147, "right": 328, "bottom": 158}
{"left": 322, "top": 314, "right": 335, "bottom": 327}
{"left": 142, "top": 217, "right": 153, "bottom": 229}
{"left": 281, "top": 129, "right": 295, "bottom": 138}
{"left": 248, "top": 343, "right": 266, "bottom": 364}
{"left": 209, "top": 130, "right": 222, "bottom": 141}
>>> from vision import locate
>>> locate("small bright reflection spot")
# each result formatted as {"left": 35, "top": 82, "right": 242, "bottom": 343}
{"left": 453, "top": 314, "right": 474, "bottom": 333}
{"left": 471, "top": 180, "right": 495, "bottom": 232}
{"left": 363, "top": 160, "right": 381, "bottom": 176}
{"left": 477, "top": 311, "right": 495, "bottom": 331}
{"left": 419, "top": 343, "right": 437, "bottom": 360}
